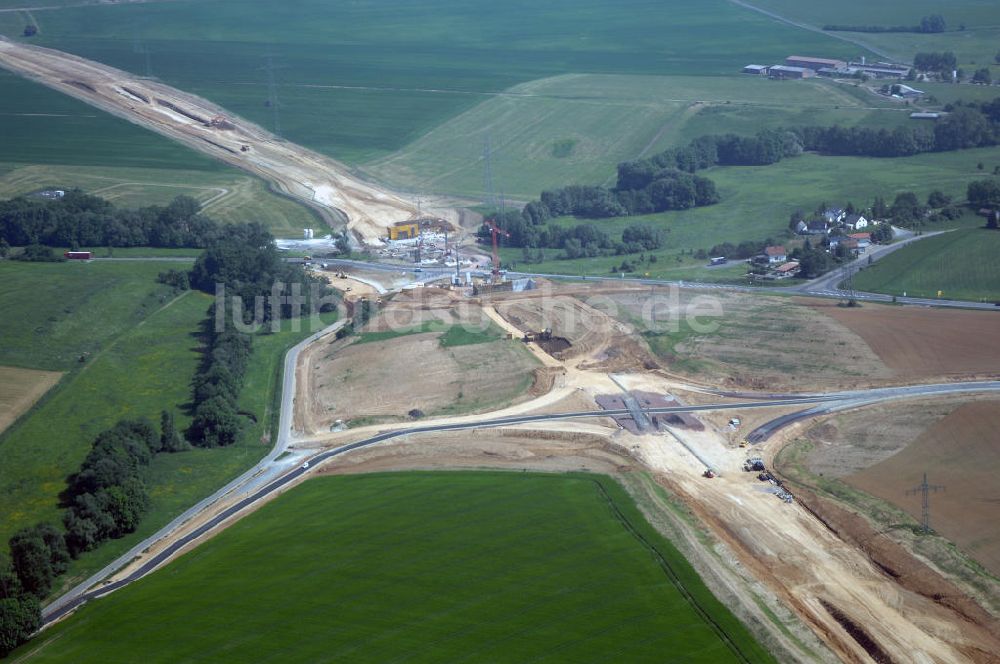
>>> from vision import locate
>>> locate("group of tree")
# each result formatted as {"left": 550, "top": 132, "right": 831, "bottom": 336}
{"left": 798, "top": 106, "right": 998, "bottom": 156}
{"left": 913, "top": 51, "right": 958, "bottom": 75}
{"left": 186, "top": 223, "right": 336, "bottom": 443}
{"left": 635, "top": 129, "right": 802, "bottom": 174}
{"left": 639, "top": 108, "right": 999, "bottom": 174}
{"left": 792, "top": 239, "right": 838, "bottom": 279}
{"left": 968, "top": 179, "right": 1000, "bottom": 209}
{"left": 187, "top": 311, "right": 252, "bottom": 448}
{"left": 825, "top": 15, "right": 945, "bottom": 34}
{"left": 0, "top": 192, "right": 221, "bottom": 249}
{"left": 189, "top": 222, "right": 331, "bottom": 323}
{"left": 695, "top": 239, "right": 772, "bottom": 261}
{"left": 11, "top": 244, "right": 65, "bottom": 262}
{"left": 335, "top": 297, "right": 374, "bottom": 339}
{"left": 482, "top": 208, "right": 667, "bottom": 259}
{"left": 1, "top": 415, "right": 185, "bottom": 655}
{"left": 534, "top": 167, "right": 719, "bottom": 221}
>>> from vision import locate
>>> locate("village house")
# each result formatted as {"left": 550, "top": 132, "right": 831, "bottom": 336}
{"left": 762, "top": 245, "right": 787, "bottom": 264}
{"left": 844, "top": 213, "right": 868, "bottom": 231}
{"left": 848, "top": 232, "right": 871, "bottom": 248}
{"left": 822, "top": 208, "right": 845, "bottom": 224}
{"left": 774, "top": 261, "right": 800, "bottom": 278}
{"left": 794, "top": 219, "right": 830, "bottom": 235}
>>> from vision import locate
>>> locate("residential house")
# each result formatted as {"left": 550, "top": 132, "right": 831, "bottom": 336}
{"left": 762, "top": 245, "right": 787, "bottom": 264}
{"left": 848, "top": 232, "right": 871, "bottom": 248}
{"left": 822, "top": 208, "right": 845, "bottom": 224}
{"left": 840, "top": 238, "right": 861, "bottom": 255}
{"left": 774, "top": 261, "right": 800, "bottom": 278}
{"left": 805, "top": 219, "right": 830, "bottom": 235}
{"left": 844, "top": 213, "right": 868, "bottom": 230}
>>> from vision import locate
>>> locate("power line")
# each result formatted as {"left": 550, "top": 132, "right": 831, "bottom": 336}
{"left": 262, "top": 50, "right": 282, "bottom": 136}
{"left": 482, "top": 135, "right": 496, "bottom": 210}
{"left": 905, "top": 472, "right": 945, "bottom": 534}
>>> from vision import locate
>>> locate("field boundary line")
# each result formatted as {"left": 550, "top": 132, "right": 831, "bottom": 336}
{"left": 726, "top": 0, "right": 891, "bottom": 60}
{"left": 589, "top": 477, "right": 756, "bottom": 664}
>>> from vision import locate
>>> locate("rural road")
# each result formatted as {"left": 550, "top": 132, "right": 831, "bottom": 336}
{"left": 41, "top": 371, "right": 1000, "bottom": 625}
{"left": 41, "top": 317, "right": 347, "bottom": 624}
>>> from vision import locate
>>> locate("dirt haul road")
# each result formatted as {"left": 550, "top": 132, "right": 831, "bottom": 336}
{"left": 293, "top": 286, "right": 1000, "bottom": 663}
{"left": 0, "top": 38, "right": 433, "bottom": 244}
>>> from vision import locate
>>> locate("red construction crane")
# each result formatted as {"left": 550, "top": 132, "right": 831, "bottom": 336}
{"left": 482, "top": 219, "right": 510, "bottom": 283}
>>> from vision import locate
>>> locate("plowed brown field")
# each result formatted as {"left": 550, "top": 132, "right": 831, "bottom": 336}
{"left": 847, "top": 400, "right": 1000, "bottom": 576}
{"left": 820, "top": 304, "right": 1000, "bottom": 379}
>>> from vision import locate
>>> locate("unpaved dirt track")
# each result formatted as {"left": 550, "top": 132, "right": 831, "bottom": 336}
{"left": 0, "top": 38, "right": 431, "bottom": 243}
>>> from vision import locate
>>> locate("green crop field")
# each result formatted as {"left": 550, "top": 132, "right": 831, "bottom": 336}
{"left": 853, "top": 227, "right": 1000, "bottom": 301}
{"left": 742, "top": 0, "right": 1000, "bottom": 66}
{"left": 0, "top": 70, "right": 221, "bottom": 172}
{"left": 0, "top": 163, "right": 319, "bottom": 237}
{"left": 0, "top": 259, "right": 340, "bottom": 589}
{"left": 0, "top": 287, "right": 207, "bottom": 548}
{"left": 0, "top": 72, "right": 320, "bottom": 237}
{"left": 0, "top": 261, "right": 182, "bottom": 371}
{"left": 366, "top": 73, "right": 906, "bottom": 199}
{"left": 8, "top": 0, "right": 865, "bottom": 165}
{"left": 13, "top": 472, "right": 776, "bottom": 663}
{"left": 499, "top": 148, "right": 1000, "bottom": 281}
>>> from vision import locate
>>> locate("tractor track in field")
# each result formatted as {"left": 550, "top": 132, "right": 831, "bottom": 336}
{"left": 727, "top": 0, "right": 894, "bottom": 61}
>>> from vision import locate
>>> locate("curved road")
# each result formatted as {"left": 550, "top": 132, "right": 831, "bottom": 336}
{"left": 41, "top": 378, "right": 1000, "bottom": 624}
{"left": 41, "top": 317, "right": 347, "bottom": 623}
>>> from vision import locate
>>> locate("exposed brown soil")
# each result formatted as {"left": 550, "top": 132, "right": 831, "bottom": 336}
{"left": 495, "top": 295, "right": 618, "bottom": 360}
{"left": 295, "top": 296, "right": 539, "bottom": 434}
{"left": 820, "top": 303, "right": 1000, "bottom": 380}
{"left": 781, "top": 482, "right": 1000, "bottom": 663}
{"left": 492, "top": 289, "right": 656, "bottom": 372}
{"left": 846, "top": 400, "right": 1000, "bottom": 577}
{"left": 603, "top": 290, "right": 893, "bottom": 390}
{"left": 801, "top": 399, "right": 959, "bottom": 479}
{"left": 0, "top": 366, "right": 61, "bottom": 435}
{"left": 0, "top": 39, "right": 450, "bottom": 243}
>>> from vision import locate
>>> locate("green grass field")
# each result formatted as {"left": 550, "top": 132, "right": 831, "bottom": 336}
{"left": 0, "top": 163, "right": 320, "bottom": 237}
{"left": 0, "top": 71, "right": 320, "bottom": 236}
{"left": 0, "top": 261, "right": 181, "bottom": 371}
{"left": 499, "top": 147, "right": 1000, "bottom": 280}
{"left": 853, "top": 227, "right": 1000, "bottom": 301}
{"left": 742, "top": 0, "right": 1000, "bottom": 67}
{"left": 13, "top": 472, "right": 776, "bottom": 663}
{"left": 0, "top": 258, "right": 341, "bottom": 589}
{"left": 0, "top": 70, "right": 221, "bottom": 171}
{"left": 366, "top": 73, "right": 906, "bottom": 199}
{"left": 0, "top": 288, "right": 208, "bottom": 547}
{"left": 8, "top": 0, "right": 864, "bottom": 164}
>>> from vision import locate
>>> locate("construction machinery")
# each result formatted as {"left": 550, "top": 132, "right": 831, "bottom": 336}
{"left": 482, "top": 219, "right": 510, "bottom": 283}
{"left": 522, "top": 328, "right": 552, "bottom": 343}
{"left": 208, "top": 114, "right": 236, "bottom": 130}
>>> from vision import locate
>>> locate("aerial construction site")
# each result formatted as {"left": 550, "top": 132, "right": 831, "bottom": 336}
{"left": 74, "top": 264, "right": 999, "bottom": 664}
{"left": 4, "top": 12, "right": 1000, "bottom": 662}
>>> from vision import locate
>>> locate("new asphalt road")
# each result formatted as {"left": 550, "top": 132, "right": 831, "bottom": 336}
{"left": 41, "top": 378, "right": 1000, "bottom": 625}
